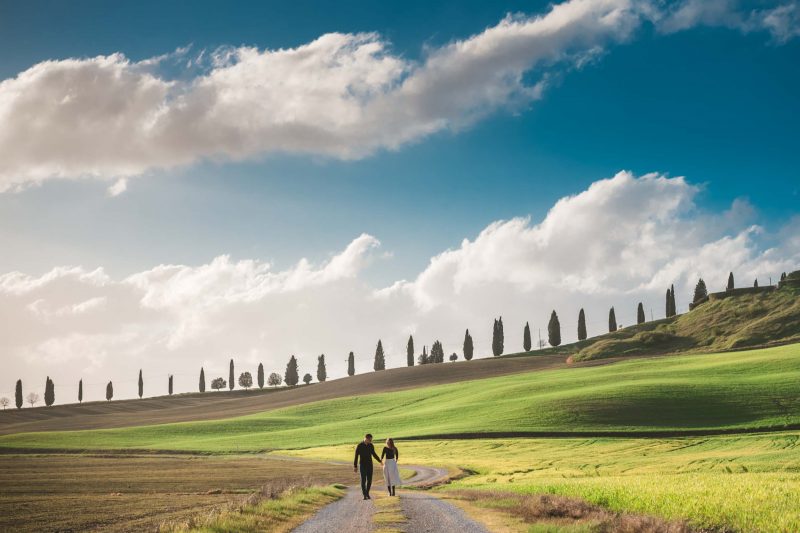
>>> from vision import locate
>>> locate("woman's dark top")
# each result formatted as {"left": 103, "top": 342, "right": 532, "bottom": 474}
{"left": 381, "top": 446, "right": 398, "bottom": 461}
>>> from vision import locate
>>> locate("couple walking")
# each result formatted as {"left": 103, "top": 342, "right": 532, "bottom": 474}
{"left": 353, "top": 433, "right": 401, "bottom": 499}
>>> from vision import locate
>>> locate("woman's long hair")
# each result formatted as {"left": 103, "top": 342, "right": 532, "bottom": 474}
{"left": 386, "top": 437, "right": 396, "bottom": 451}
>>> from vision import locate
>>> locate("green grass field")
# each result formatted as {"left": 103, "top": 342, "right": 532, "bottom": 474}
{"left": 285, "top": 433, "right": 800, "bottom": 532}
{"left": 2, "top": 344, "right": 799, "bottom": 452}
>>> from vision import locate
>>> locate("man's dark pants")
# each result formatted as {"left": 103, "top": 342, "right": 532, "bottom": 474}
{"left": 359, "top": 463, "right": 373, "bottom": 497}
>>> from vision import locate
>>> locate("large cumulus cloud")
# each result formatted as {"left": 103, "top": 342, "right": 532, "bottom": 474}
{"left": 2, "top": 172, "right": 797, "bottom": 401}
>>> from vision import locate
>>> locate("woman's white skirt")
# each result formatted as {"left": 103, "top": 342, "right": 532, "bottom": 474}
{"left": 383, "top": 458, "right": 402, "bottom": 486}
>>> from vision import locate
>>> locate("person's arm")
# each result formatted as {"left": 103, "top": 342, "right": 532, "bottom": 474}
{"left": 371, "top": 445, "right": 382, "bottom": 463}
{"left": 395, "top": 448, "right": 399, "bottom": 462}
{"left": 380, "top": 447, "right": 386, "bottom": 461}
{"left": 354, "top": 444, "right": 360, "bottom": 470}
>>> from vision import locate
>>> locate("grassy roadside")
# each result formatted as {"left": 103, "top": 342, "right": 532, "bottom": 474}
{"left": 284, "top": 433, "right": 800, "bottom": 532}
{"left": 3, "top": 344, "right": 799, "bottom": 452}
{"left": 163, "top": 484, "right": 346, "bottom": 533}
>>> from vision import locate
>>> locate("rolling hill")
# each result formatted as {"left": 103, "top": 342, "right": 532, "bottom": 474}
{"left": 2, "top": 343, "right": 799, "bottom": 452}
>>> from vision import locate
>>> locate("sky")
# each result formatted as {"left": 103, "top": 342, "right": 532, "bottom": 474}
{"left": 1, "top": 0, "right": 798, "bottom": 403}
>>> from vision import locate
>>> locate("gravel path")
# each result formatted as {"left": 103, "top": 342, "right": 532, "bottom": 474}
{"left": 291, "top": 485, "right": 376, "bottom": 533}
{"left": 400, "top": 491, "right": 490, "bottom": 533}
{"left": 291, "top": 464, "right": 460, "bottom": 533}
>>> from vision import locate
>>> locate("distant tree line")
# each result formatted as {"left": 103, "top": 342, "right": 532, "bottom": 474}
{"left": 11, "top": 270, "right": 784, "bottom": 405}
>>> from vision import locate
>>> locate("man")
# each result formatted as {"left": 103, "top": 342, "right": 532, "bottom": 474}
{"left": 354, "top": 433, "right": 382, "bottom": 500}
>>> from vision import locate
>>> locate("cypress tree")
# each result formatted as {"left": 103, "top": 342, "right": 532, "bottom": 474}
{"left": 106, "top": 381, "right": 113, "bottom": 401}
{"left": 285, "top": 355, "right": 299, "bottom": 386}
{"left": 577, "top": 309, "right": 587, "bottom": 341}
{"left": 727, "top": 272, "right": 735, "bottom": 291}
{"left": 523, "top": 322, "right": 532, "bottom": 352}
{"left": 492, "top": 317, "right": 504, "bottom": 356}
{"left": 548, "top": 311, "right": 561, "bottom": 347}
{"left": 138, "top": 369, "right": 143, "bottom": 398}
{"left": 15, "top": 380, "right": 22, "bottom": 409}
{"left": 498, "top": 317, "right": 504, "bottom": 355}
{"left": 608, "top": 307, "right": 617, "bottom": 333}
{"left": 229, "top": 359, "right": 235, "bottom": 390}
{"left": 257, "top": 363, "right": 265, "bottom": 389}
{"left": 665, "top": 288, "right": 671, "bottom": 318}
{"left": 781, "top": 272, "right": 787, "bottom": 282}
{"left": 693, "top": 278, "right": 708, "bottom": 303}
{"left": 199, "top": 367, "right": 206, "bottom": 393}
{"left": 431, "top": 341, "right": 444, "bottom": 363}
{"left": 44, "top": 377, "right": 54, "bottom": 407}
{"left": 754, "top": 279, "right": 759, "bottom": 288}
{"left": 78, "top": 379, "right": 83, "bottom": 403}
{"left": 317, "top": 354, "right": 327, "bottom": 382}
{"left": 418, "top": 345, "right": 429, "bottom": 365}
{"left": 637, "top": 303, "right": 645, "bottom": 325}
{"left": 347, "top": 352, "right": 355, "bottom": 376}
{"left": 406, "top": 335, "right": 415, "bottom": 367}
{"left": 374, "top": 340, "right": 386, "bottom": 371}
{"left": 670, "top": 284, "right": 677, "bottom": 317}
{"left": 168, "top": 375, "right": 173, "bottom": 395}
{"left": 463, "top": 329, "right": 473, "bottom": 361}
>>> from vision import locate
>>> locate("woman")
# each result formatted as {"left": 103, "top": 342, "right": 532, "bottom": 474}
{"left": 381, "top": 437, "right": 401, "bottom": 496}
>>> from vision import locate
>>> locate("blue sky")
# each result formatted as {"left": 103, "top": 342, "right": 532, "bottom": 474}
{"left": 1, "top": 0, "right": 799, "bottom": 399}
{"left": 1, "top": 0, "right": 798, "bottom": 284}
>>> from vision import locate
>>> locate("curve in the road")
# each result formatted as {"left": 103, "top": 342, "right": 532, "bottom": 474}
{"left": 291, "top": 464, "right": 484, "bottom": 533}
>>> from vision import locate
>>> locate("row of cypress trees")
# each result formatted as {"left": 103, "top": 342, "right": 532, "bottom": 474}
{"left": 14, "top": 274, "right": 755, "bottom": 407}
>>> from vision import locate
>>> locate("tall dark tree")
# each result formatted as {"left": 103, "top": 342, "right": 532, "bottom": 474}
{"left": 608, "top": 307, "right": 617, "bottom": 333}
{"left": 257, "top": 363, "right": 265, "bottom": 389}
{"left": 670, "top": 284, "right": 677, "bottom": 317}
{"left": 78, "top": 379, "right": 83, "bottom": 403}
{"left": 106, "top": 381, "right": 113, "bottom": 401}
{"left": 754, "top": 279, "right": 759, "bottom": 288}
{"left": 463, "top": 330, "right": 474, "bottom": 361}
{"left": 15, "top": 379, "right": 22, "bottom": 409}
{"left": 727, "top": 272, "right": 735, "bottom": 291}
{"left": 492, "top": 317, "right": 504, "bottom": 356}
{"left": 431, "top": 341, "right": 444, "bottom": 363}
{"left": 374, "top": 340, "right": 386, "bottom": 371}
{"left": 548, "top": 310, "right": 561, "bottom": 347}
{"left": 317, "top": 354, "right": 327, "bottom": 382}
{"left": 168, "top": 375, "right": 173, "bottom": 395}
{"left": 285, "top": 355, "right": 299, "bottom": 386}
{"left": 138, "top": 369, "right": 143, "bottom": 398}
{"left": 406, "top": 335, "right": 415, "bottom": 367}
{"left": 418, "top": 346, "right": 429, "bottom": 365}
{"left": 577, "top": 309, "right": 587, "bottom": 341}
{"left": 228, "top": 359, "right": 235, "bottom": 391}
{"left": 44, "top": 377, "right": 54, "bottom": 407}
{"left": 199, "top": 367, "right": 206, "bottom": 393}
{"left": 347, "top": 352, "right": 355, "bottom": 376}
{"left": 637, "top": 303, "right": 646, "bottom": 325}
{"left": 781, "top": 272, "right": 787, "bottom": 282}
{"left": 665, "top": 288, "right": 672, "bottom": 318}
{"left": 693, "top": 278, "right": 708, "bottom": 304}
{"left": 523, "top": 322, "right": 532, "bottom": 352}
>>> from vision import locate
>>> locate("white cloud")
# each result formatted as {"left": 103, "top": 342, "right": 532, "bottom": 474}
{"left": 657, "top": 0, "right": 800, "bottom": 43}
{"left": 9, "top": 0, "right": 799, "bottom": 193}
{"left": 2, "top": 172, "right": 797, "bottom": 401}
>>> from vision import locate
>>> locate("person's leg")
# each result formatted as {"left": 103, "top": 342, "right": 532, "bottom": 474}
{"left": 365, "top": 465, "right": 373, "bottom": 497}
{"left": 359, "top": 464, "right": 369, "bottom": 499}
{"left": 391, "top": 485, "right": 396, "bottom": 496}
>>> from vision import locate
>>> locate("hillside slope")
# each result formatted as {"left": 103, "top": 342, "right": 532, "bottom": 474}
{"left": 0, "top": 353, "right": 569, "bottom": 436}
{"left": 514, "top": 285, "right": 800, "bottom": 362}
{"left": 2, "top": 344, "right": 799, "bottom": 452}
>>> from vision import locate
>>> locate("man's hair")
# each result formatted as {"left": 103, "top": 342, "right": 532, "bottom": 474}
{"left": 365, "top": 433, "right": 373, "bottom": 439}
